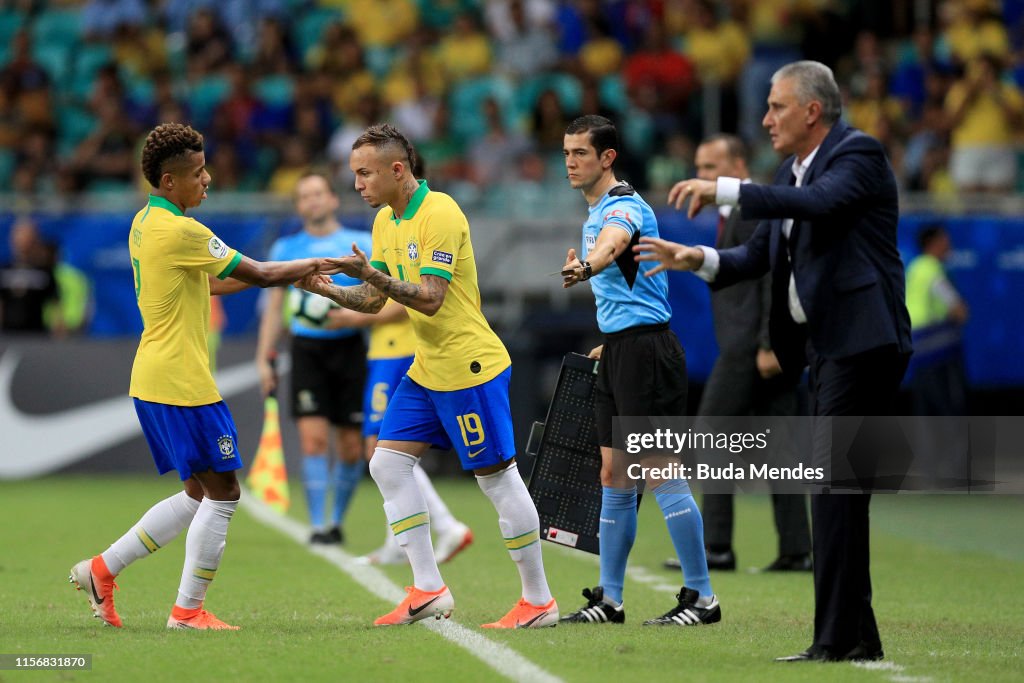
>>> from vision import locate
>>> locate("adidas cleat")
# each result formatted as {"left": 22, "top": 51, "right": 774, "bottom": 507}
{"left": 643, "top": 587, "right": 721, "bottom": 626}
{"left": 482, "top": 598, "right": 559, "bottom": 629}
{"left": 559, "top": 586, "right": 625, "bottom": 624}
{"left": 69, "top": 556, "right": 122, "bottom": 628}
{"left": 374, "top": 585, "right": 454, "bottom": 626}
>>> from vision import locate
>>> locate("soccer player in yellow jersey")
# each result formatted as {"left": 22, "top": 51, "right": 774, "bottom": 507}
{"left": 69, "top": 123, "right": 335, "bottom": 630}
{"left": 325, "top": 300, "right": 475, "bottom": 566}
{"left": 299, "top": 124, "right": 557, "bottom": 628}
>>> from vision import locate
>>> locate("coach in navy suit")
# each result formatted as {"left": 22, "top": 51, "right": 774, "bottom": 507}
{"left": 636, "top": 61, "right": 912, "bottom": 662}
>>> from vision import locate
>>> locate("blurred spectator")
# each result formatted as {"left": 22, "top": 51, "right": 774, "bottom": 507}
{"left": 623, "top": 23, "right": 694, "bottom": 120}
{"left": 11, "top": 125, "right": 58, "bottom": 193}
{"left": 419, "top": 0, "right": 478, "bottom": 31}
{"left": 0, "top": 30, "right": 52, "bottom": 131}
{"left": 85, "top": 64, "right": 129, "bottom": 114}
{"left": 327, "top": 92, "right": 384, "bottom": 189}
{"left": 576, "top": 10, "right": 624, "bottom": 78}
{"left": 382, "top": 28, "right": 446, "bottom": 105}
{"left": 391, "top": 80, "right": 442, "bottom": 143}
{"left": 940, "top": 0, "right": 1010, "bottom": 65}
{"left": 249, "top": 17, "right": 298, "bottom": 78}
{"left": 185, "top": 8, "right": 234, "bottom": 79}
{"left": 532, "top": 88, "right": 572, "bottom": 152}
{"left": 485, "top": 0, "right": 555, "bottom": 41}
{"left": 112, "top": 23, "right": 169, "bottom": 80}
{"left": 906, "top": 225, "right": 969, "bottom": 417}
{"left": 413, "top": 99, "right": 470, "bottom": 185}
{"left": 343, "top": 0, "right": 419, "bottom": 49}
{"left": 646, "top": 132, "right": 693, "bottom": 194}
{"left": 467, "top": 97, "right": 532, "bottom": 185}
{"left": 0, "top": 217, "right": 61, "bottom": 334}
{"left": 904, "top": 92, "right": 951, "bottom": 191}
{"left": 310, "top": 25, "right": 376, "bottom": 119}
{"left": 161, "top": 0, "right": 285, "bottom": 55}
{"left": 61, "top": 98, "right": 137, "bottom": 191}
{"left": 493, "top": 0, "right": 558, "bottom": 78}
{"left": 81, "top": 0, "right": 148, "bottom": 42}
{"left": 267, "top": 136, "right": 312, "bottom": 197}
{"left": 438, "top": 12, "right": 493, "bottom": 83}
{"left": 681, "top": 0, "right": 750, "bottom": 135}
{"left": 211, "top": 64, "right": 262, "bottom": 148}
{"left": 846, "top": 69, "right": 907, "bottom": 149}
{"left": 945, "top": 53, "right": 1024, "bottom": 193}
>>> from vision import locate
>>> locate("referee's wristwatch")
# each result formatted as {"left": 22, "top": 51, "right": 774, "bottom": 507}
{"left": 578, "top": 261, "right": 593, "bottom": 281}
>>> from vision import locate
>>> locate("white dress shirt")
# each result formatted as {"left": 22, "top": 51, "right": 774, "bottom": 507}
{"left": 695, "top": 147, "right": 820, "bottom": 323}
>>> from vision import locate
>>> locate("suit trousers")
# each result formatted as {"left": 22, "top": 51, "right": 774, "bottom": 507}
{"left": 699, "top": 354, "right": 810, "bottom": 556}
{"left": 806, "top": 343, "right": 909, "bottom": 655}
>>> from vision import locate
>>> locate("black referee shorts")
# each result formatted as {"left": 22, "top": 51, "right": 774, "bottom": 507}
{"left": 594, "top": 322, "right": 687, "bottom": 448}
{"left": 290, "top": 334, "right": 367, "bottom": 426}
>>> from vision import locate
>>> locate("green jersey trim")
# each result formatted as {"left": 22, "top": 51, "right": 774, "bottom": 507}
{"left": 216, "top": 251, "right": 243, "bottom": 279}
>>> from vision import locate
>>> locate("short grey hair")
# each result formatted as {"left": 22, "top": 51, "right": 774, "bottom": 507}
{"left": 772, "top": 61, "right": 842, "bottom": 125}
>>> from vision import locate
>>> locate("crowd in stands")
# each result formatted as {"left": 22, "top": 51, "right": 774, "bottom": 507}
{"left": 2, "top": 0, "right": 1024, "bottom": 207}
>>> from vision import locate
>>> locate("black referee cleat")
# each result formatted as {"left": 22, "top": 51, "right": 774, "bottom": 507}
{"left": 559, "top": 586, "right": 625, "bottom": 624}
{"left": 643, "top": 587, "right": 721, "bottom": 626}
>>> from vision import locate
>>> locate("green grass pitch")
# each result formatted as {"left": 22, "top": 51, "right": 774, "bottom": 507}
{"left": 1, "top": 475, "right": 1021, "bottom": 682}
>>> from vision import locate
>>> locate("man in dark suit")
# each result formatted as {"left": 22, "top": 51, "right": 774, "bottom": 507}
{"left": 664, "top": 134, "right": 811, "bottom": 573}
{"left": 636, "top": 61, "right": 912, "bottom": 662}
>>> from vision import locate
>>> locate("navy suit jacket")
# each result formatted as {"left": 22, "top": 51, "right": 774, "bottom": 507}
{"left": 712, "top": 121, "right": 912, "bottom": 375}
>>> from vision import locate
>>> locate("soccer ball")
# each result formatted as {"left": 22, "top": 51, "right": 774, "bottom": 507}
{"left": 288, "top": 288, "right": 339, "bottom": 327}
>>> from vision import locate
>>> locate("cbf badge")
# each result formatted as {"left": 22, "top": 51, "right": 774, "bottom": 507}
{"left": 217, "top": 435, "right": 236, "bottom": 459}
{"left": 407, "top": 240, "right": 420, "bottom": 264}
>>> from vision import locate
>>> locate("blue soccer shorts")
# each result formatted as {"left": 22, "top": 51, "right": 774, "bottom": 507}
{"left": 362, "top": 355, "right": 415, "bottom": 438}
{"left": 133, "top": 398, "right": 243, "bottom": 481}
{"left": 377, "top": 366, "right": 516, "bottom": 471}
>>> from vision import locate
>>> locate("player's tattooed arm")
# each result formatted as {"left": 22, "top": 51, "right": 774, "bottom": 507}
{"left": 297, "top": 277, "right": 388, "bottom": 314}
{"left": 365, "top": 271, "right": 449, "bottom": 316}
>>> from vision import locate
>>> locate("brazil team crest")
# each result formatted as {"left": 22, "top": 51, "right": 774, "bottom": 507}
{"left": 217, "top": 435, "right": 236, "bottom": 458}
{"left": 407, "top": 240, "right": 419, "bottom": 262}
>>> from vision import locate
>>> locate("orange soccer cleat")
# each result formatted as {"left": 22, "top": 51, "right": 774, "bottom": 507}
{"left": 167, "top": 605, "right": 240, "bottom": 630}
{"left": 482, "top": 597, "right": 559, "bottom": 629}
{"left": 374, "top": 585, "right": 454, "bottom": 626}
{"left": 69, "top": 556, "right": 122, "bottom": 628}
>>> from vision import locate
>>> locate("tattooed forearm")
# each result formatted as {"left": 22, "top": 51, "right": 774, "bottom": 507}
{"left": 324, "top": 282, "right": 388, "bottom": 313}
{"left": 364, "top": 271, "right": 448, "bottom": 316}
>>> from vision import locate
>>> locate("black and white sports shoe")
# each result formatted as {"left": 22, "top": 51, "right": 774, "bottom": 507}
{"left": 643, "top": 587, "right": 721, "bottom": 626}
{"left": 559, "top": 586, "right": 625, "bottom": 624}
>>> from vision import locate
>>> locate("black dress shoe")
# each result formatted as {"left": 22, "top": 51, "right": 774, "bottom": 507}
{"left": 761, "top": 553, "right": 812, "bottom": 572}
{"left": 705, "top": 548, "right": 736, "bottom": 571}
{"left": 775, "top": 643, "right": 883, "bottom": 663}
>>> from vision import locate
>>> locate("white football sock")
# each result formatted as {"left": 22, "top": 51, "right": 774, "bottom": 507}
{"left": 476, "top": 463, "right": 552, "bottom": 605}
{"left": 414, "top": 462, "right": 457, "bottom": 536}
{"left": 175, "top": 498, "right": 237, "bottom": 610}
{"left": 102, "top": 491, "right": 200, "bottom": 576}
{"left": 369, "top": 447, "right": 443, "bottom": 592}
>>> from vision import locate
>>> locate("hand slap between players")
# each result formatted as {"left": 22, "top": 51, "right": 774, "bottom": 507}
{"left": 667, "top": 178, "right": 717, "bottom": 218}
{"left": 321, "top": 242, "right": 373, "bottom": 279}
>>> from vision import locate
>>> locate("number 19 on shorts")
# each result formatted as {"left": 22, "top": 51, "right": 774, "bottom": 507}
{"left": 456, "top": 413, "right": 485, "bottom": 446}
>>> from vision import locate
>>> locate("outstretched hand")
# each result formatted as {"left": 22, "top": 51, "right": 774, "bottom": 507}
{"left": 321, "top": 242, "right": 372, "bottom": 279}
{"left": 633, "top": 236, "right": 705, "bottom": 276}
{"left": 667, "top": 178, "right": 717, "bottom": 218}
{"left": 561, "top": 247, "right": 585, "bottom": 288}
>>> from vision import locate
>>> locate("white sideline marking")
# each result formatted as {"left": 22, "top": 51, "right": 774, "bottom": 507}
{"left": 240, "top": 489, "right": 563, "bottom": 683}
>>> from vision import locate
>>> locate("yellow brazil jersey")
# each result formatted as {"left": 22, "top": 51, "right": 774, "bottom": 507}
{"left": 369, "top": 314, "right": 417, "bottom": 360}
{"left": 369, "top": 180, "right": 510, "bottom": 391}
{"left": 128, "top": 195, "right": 242, "bottom": 406}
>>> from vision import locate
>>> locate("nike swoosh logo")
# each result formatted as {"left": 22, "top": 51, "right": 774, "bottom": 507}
{"left": 467, "top": 448, "right": 486, "bottom": 459}
{"left": 0, "top": 351, "right": 285, "bottom": 479}
{"left": 408, "top": 595, "right": 441, "bottom": 617}
{"left": 89, "top": 577, "right": 105, "bottom": 605}
{"left": 517, "top": 611, "right": 548, "bottom": 628}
